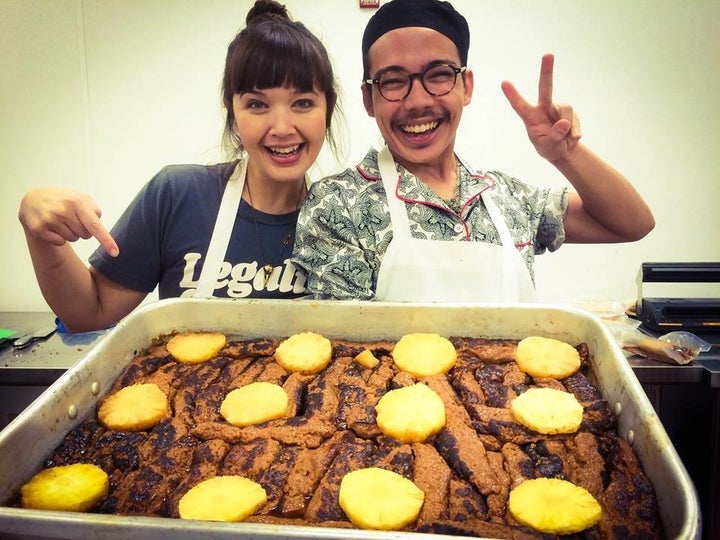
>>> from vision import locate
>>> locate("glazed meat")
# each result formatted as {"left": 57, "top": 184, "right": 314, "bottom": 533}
{"left": 28, "top": 334, "right": 661, "bottom": 539}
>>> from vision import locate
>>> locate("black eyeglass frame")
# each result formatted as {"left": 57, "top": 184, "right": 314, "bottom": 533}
{"left": 364, "top": 64, "right": 467, "bottom": 102}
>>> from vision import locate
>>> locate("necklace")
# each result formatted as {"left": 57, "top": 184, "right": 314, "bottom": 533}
{"left": 442, "top": 177, "right": 462, "bottom": 214}
{"left": 245, "top": 179, "right": 306, "bottom": 287}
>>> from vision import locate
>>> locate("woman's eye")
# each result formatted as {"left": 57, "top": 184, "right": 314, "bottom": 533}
{"left": 294, "top": 98, "right": 314, "bottom": 109}
{"left": 246, "top": 100, "right": 267, "bottom": 110}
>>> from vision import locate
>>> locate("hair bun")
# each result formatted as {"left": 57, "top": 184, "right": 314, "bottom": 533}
{"left": 246, "top": 0, "right": 290, "bottom": 26}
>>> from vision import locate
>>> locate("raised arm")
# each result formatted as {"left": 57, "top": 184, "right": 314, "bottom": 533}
{"left": 19, "top": 188, "right": 146, "bottom": 332}
{"left": 501, "top": 54, "right": 655, "bottom": 243}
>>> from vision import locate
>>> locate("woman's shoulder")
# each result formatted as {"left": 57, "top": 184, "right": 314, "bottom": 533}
{"left": 131, "top": 161, "right": 237, "bottom": 210}
{"left": 143, "top": 161, "right": 237, "bottom": 196}
{"left": 156, "top": 161, "right": 237, "bottom": 185}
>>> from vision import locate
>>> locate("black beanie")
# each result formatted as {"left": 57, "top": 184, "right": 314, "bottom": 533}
{"left": 361, "top": 0, "right": 470, "bottom": 79}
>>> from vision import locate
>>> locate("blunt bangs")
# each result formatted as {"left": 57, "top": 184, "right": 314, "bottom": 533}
{"left": 228, "top": 24, "right": 327, "bottom": 95}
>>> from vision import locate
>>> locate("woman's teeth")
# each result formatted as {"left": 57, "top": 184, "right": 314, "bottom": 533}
{"left": 402, "top": 121, "right": 439, "bottom": 135}
{"left": 269, "top": 144, "right": 300, "bottom": 155}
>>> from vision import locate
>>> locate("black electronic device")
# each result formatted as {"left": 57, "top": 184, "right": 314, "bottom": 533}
{"left": 636, "top": 262, "right": 720, "bottom": 334}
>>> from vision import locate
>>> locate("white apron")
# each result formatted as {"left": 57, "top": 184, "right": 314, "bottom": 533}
{"left": 194, "top": 160, "right": 247, "bottom": 298}
{"left": 374, "top": 146, "right": 536, "bottom": 303}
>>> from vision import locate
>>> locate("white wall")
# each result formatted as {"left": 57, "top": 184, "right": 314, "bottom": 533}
{"left": 2, "top": 0, "right": 719, "bottom": 312}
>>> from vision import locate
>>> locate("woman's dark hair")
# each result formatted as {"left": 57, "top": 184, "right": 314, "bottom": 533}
{"left": 222, "top": 0, "right": 340, "bottom": 158}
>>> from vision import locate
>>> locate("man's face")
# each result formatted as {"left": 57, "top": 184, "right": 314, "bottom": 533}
{"left": 362, "top": 27, "right": 473, "bottom": 172}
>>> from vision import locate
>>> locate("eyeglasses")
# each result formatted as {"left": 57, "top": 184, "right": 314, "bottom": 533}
{"left": 365, "top": 64, "right": 467, "bottom": 102}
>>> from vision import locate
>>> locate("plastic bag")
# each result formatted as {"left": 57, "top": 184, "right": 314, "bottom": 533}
{"left": 622, "top": 329, "right": 711, "bottom": 365}
{"left": 603, "top": 316, "right": 711, "bottom": 365}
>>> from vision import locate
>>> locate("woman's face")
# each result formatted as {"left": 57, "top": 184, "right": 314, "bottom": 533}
{"left": 233, "top": 86, "right": 327, "bottom": 185}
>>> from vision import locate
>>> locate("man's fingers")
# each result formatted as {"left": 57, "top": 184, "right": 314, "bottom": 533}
{"left": 570, "top": 110, "right": 582, "bottom": 140}
{"left": 501, "top": 80, "right": 530, "bottom": 117}
{"left": 538, "top": 53, "right": 555, "bottom": 106}
{"left": 550, "top": 119, "right": 571, "bottom": 142}
{"left": 555, "top": 103, "right": 582, "bottom": 140}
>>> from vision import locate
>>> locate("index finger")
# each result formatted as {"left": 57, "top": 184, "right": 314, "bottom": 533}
{"left": 94, "top": 224, "right": 119, "bottom": 257}
{"left": 501, "top": 80, "right": 532, "bottom": 117}
{"left": 538, "top": 53, "right": 555, "bottom": 106}
{"left": 78, "top": 207, "right": 119, "bottom": 257}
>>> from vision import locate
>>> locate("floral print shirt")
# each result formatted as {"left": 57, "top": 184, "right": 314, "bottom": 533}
{"left": 292, "top": 148, "right": 568, "bottom": 300}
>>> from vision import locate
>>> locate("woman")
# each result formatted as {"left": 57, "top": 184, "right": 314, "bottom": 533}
{"left": 18, "top": 0, "right": 341, "bottom": 332}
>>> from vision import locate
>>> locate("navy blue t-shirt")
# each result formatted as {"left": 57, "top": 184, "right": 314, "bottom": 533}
{"left": 89, "top": 161, "right": 307, "bottom": 299}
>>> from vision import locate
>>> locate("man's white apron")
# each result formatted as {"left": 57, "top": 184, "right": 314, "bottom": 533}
{"left": 375, "top": 146, "right": 535, "bottom": 303}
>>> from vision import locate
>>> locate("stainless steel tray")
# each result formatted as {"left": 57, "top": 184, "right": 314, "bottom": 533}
{"left": 0, "top": 299, "right": 702, "bottom": 539}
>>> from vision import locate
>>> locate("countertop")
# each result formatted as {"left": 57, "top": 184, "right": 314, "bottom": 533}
{"left": 0, "top": 312, "right": 108, "bottom": 385}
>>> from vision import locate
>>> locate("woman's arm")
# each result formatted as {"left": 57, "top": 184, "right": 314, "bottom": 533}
{"left": 19, "top": 188, "right": 146, "bottom": 332}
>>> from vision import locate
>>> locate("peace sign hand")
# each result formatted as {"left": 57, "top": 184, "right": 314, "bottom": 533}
{"left": 501, "top": 54, "right": 581, "bottom": 163}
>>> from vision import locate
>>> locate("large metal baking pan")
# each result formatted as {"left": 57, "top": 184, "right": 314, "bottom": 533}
{"left": 0, "top": 299, "right": 701, "bottom": 539}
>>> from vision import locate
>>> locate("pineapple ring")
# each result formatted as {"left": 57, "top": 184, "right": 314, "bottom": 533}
{"left": 515, "top": 336, "right": 581, "bottom": 379}
{"left": 98, "top": 383, "right": 168, "bottom": 431}
{"left": 166, "top": 332, "right": 227, "bottom": 364}
{"left": 375, "top": 383, "right": 446, "bottom": 443}
{"left": 510, "top": 387, "right": 584, "bottom": 434}
{"left": 391, "top": 333, "right": 456, "bottom": 377}
{"left": 508, "top": 477, "right": 602, "bottom": 534}
{"left": 220, "top": 382, "right": 289, "bottom": 427}
{"left": 339, "top": 468, "right": 425, "bottom": 530}
{"left": 178, "top": 476, "right": 267, "bottom": 522}
{"left": 274, "top": 332, "right": 332, "bottom": 373}
{"left": 21, "top": 463, "right": 109, "bottom": 512}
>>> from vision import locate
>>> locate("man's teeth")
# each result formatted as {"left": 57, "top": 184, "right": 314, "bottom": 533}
{"left": 402, "top": 121, "right": 439, "bottom": 134}
{"left": 270, "top": 145, "right": 300, "bottom": 155}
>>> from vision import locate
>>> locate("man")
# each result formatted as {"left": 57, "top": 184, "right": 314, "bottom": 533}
{"left": 292, "top": 0, "right": 654, "bottom": 302}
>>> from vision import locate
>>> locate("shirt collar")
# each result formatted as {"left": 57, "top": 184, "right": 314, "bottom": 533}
{"left": 356, "top": 147, "right": 495, "bottom": 202}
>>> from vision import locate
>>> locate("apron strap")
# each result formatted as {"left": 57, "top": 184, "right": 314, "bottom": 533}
{"left": 455, "top": 155, "right": 515, "bottom": 248}
{"left": 456, "top": 155, "right": 525, "bottom": 300}
{"left": 378, "top": 146, "right": 412, "bottom": 236}
{"left": 195, "top": 160, "right": 246, "bottom": 298}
